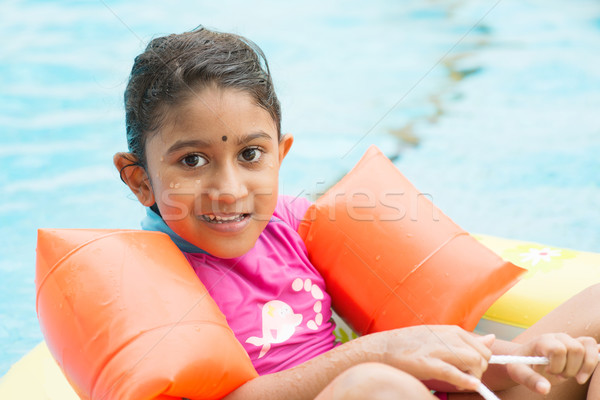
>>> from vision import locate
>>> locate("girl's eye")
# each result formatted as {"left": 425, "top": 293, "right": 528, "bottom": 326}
{"left": 181, "top": 154, "right": 207, "bottom": 168}
{"left": 239, "top": 147, "right": 262, "bottom": 163}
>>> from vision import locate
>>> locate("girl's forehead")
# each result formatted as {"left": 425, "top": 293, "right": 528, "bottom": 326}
{"left": 161, "top": 87, "right": 277, "bottom": 138}
{"left": 152, "top": 87, "right": 278, "bottom": 148}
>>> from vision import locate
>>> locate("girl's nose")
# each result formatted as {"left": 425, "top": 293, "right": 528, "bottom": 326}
{"left": 207, "top": 166, "right": 249, "bottom": 204}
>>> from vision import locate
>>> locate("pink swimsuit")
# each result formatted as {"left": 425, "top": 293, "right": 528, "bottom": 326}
{"left": 180, "top": 196, "right": 338, "bottom": 374}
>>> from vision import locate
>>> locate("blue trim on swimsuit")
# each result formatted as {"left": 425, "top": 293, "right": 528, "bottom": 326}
{"left": 141, "top": 207, "right": 208, "bottom": 254}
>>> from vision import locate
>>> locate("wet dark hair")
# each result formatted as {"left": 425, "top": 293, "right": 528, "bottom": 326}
{"left": 122, "top": 26, "right": 281, "bottom": 169}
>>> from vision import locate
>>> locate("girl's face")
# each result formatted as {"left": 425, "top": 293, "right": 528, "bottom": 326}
{"left": 142, "top": 85, "right": 292, "bottom": 258}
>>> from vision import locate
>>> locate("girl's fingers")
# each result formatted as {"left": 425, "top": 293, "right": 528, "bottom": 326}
{"left": 478, "top": 333, "right": 496, "bottom": 349}
{"left": 575, "top": 337, "right": 599, "bottom": 384}
{"left": 446, "top": 329, "right": 493, "bottom": 378}
{"left": 538, "top": 334, "right": 568, "bottom": 375}
{"left": 428, "top": 358, "right": 481, "bottom": 391}
{"left": 542, "top": 334, "right": 597, "bottom": 380}
{"left": 519, "top": 334, "right": 598, "bottom": 387}
{"left": 561, "top": 339, "right": 585, "bottom": 378}
{"left": 439, "top": 346, "right": 488, "bottom": 379}
{"left": 462, "top": 332, "right": 494, "bottom": 359}
{"left": 508, "top": 364, "right": 551, "bottom": 395}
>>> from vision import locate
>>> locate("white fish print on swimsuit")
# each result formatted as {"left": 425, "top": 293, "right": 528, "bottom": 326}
{"left": 246, "top": 300, "right": 302, "bottom": 358}
{"left": 246, "top": 279, "right": 325, "bottom": 358}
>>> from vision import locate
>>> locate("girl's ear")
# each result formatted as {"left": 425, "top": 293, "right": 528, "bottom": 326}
{"left": 278, "top": 133, "right": 294, "bottom": 164}
{"left": 113, "top": 152, "right": 155, "bottom": 206}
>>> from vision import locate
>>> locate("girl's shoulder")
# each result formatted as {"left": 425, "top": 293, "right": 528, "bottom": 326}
{"left": 273, "top": 195, "right": 312, "bottom": 231}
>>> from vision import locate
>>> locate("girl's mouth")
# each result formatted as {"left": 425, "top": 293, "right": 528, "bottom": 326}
{"left": 200, "top": 213, "right": 250, "bottom": 224}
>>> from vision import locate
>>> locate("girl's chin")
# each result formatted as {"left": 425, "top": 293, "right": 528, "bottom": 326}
{"left": 188, "top": 232, "right": 260, "bottom": 259}
{"left": 204, "top": 244, "right": 254, "bottom": 259}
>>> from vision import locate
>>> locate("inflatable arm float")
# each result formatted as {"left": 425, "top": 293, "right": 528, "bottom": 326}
{"left": 298, "top": 146, "right": 525, "bottom": 334}
{"left": 35, "top": 229, "right": 257, "bottom": 400}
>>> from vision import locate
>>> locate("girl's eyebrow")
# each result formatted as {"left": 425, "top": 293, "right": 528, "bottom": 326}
{"left": 166, "top": 139, "right": 212, "bottom": 154}
{"left": 237, "top": 131, "right": 272, "bottom": 145}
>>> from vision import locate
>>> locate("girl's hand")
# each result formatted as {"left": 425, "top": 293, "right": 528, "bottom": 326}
{"left": 506, "top": 333, "right": 598, "bottom": 395}
{"left": 361, "top": 325, "right": 494, "bottom": 391}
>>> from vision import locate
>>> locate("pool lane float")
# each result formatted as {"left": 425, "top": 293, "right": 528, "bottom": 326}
{"left": 2, "top": 145, "right": 599, "bottom": 399}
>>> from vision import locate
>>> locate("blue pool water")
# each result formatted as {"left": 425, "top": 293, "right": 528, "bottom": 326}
{"left": 1, "top": 0, "right": 599, "bottom": 375}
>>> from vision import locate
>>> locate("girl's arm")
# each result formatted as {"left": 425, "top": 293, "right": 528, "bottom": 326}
{"left": 224, "top": 325, "right": 492, "bottom": 400}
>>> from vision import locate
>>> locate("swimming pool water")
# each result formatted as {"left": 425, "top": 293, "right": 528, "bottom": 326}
{"left": 1, "top": 0, "right": 599, "bottom": 375}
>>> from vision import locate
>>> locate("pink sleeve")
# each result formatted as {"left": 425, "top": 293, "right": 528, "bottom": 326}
{"left": 273, "top": 195, "right": 312, "bottom": 232}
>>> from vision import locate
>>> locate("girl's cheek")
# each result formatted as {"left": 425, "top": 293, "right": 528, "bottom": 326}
{"left": 264, "top": 153, "right": 279, "bottom": 169}
{"left": 262, "top": 155, "right": 276, "bottom": 169}
{"left": 157, "top": 182, "right": 197, "bottom": 221}
{"left": 168, "top": 181, "right": 182, "bottom": 189}
{"left": 160, "top": 194, "right": 193, "bottom": 221}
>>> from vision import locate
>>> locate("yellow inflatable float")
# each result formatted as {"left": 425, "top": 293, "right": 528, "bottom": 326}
{"left": 1, "top": 146, "right": 599, "bottom": 399}
{"left": 475, "top": 234, "right": 600, "bottom": 340}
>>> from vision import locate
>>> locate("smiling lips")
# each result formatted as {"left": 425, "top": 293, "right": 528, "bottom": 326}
{"left": 200, "top": 213, "right": 250, "bottom": 224}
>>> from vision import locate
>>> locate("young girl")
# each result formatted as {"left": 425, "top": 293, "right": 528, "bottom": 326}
{"left": 114, "top": 27, "right": 600, "bottom": 399}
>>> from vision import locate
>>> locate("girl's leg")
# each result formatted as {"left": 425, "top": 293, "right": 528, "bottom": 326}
{"left": 314, "top": 362, "right": 437, "bottom": 400}
{"left": 450, "top": 283, "right": 600, "bottom": 400}
{"left": 587, "top": 365, "right": 600, "bottom": 400}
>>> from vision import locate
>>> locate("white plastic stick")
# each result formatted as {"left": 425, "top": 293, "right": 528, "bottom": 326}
{"left": 476, "top": 382, "right": 501, "bottom": 400}
{"left": 490, "top": 353, "right": 600, "bottom": 365}
{"left": 489, "top": 355, "right": 551, "bottom": 365}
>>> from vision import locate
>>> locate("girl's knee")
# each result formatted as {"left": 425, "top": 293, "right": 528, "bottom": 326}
{"left": 583, "top": 283, "right": 600, "bottom": 297}
{"left": 322, "top": 362, "right": 435, "bottom": 400}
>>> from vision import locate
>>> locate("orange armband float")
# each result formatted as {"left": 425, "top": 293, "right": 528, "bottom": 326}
{"left": 35, "top": 229, "right": 257, "bottom": 400}
{"left": 298, "top": 146, "right": 526, "bottom": 335}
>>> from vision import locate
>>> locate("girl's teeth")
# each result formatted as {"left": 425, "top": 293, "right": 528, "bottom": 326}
{"left": 203, "top": 214, "right": 245, "bottom": 223}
